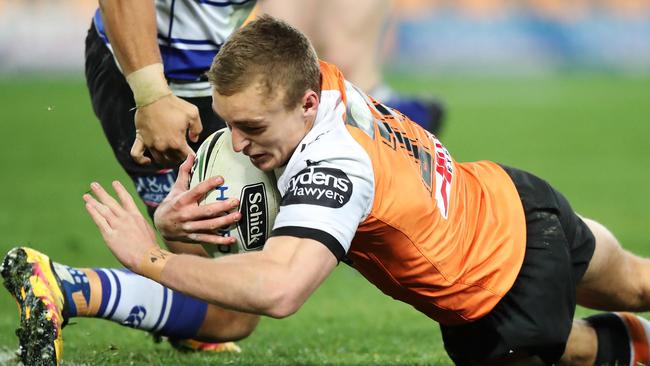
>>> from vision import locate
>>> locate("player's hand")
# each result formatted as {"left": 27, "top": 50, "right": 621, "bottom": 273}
{"left": 153, "top": 154, "right": 241, "bottom": 245}
{"left": 130, "top": 94, "right": 203, "bottom": 167}
{"left": 83, "top": 181, "right": 159, "bottom": 272}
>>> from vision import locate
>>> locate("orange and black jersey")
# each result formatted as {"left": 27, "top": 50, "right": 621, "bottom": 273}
{"left": 271, "top": 61, "right": 526, "bottom": 325}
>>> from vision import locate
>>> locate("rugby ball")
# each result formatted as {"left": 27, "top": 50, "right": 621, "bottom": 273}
{"left": 189, "top": 128, "right": 281, "bottom": 257}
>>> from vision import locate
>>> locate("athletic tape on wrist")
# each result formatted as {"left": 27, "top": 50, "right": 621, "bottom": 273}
{"left": 126, "top": 63, "right": 173, "bottom": 108}
{"left": 139, "top": 247, "right": 175, "bottom": 282}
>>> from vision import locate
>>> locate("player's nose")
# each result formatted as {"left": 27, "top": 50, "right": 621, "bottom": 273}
{"left": 230, "top": 128, "right": 249, "bottom": 153}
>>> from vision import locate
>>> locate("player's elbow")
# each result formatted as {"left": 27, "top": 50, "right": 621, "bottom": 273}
{"left": 263, "top": 285, "right": 305, "bottom": 319}
{"left": 266, "top": 299, "right": 301, "bottom": 319}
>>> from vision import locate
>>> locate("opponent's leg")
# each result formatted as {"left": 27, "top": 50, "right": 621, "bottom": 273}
{"left": 2, "top": 247, "right": 258, "bottom": 365}
{"left": 317, "top": 0, "right": 389, "bottom": 94}
{"left": 52, "top": 257, "right": 258, "bottom": 343}
{"left": 260, "top": 0, "right": 385, "bottom": 91}
{"left": 256, "top": 0, "right": 319, "bottom": 44}
{"left": 260, "top": 0, "right": 446, "bottom": 134}
{"left": 315, "top": 0, "right": 445, "bottom": 134}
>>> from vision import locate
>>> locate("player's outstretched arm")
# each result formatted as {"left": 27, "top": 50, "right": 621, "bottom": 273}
{"left": 83, "top": 180, "right": 337, "bottom": 318}
{"left": 99, "top": 0, "right": 203, "bottom": 167}
{"left": 153, "top": 155, "right": 242, "bottom": 245}
{"left": 163, "top": 237, "right": 338, "bottom": 318}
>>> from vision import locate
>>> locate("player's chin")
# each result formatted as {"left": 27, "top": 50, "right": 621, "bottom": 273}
{"left": 250, "top": 154, "right": 277, "bottom": 171}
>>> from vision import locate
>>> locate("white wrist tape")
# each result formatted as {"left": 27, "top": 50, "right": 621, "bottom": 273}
{"left": 126, "top": 63, "right": 173, "bottom": 108}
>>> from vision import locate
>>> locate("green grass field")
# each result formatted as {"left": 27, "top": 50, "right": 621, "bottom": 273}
{"left": 0, "top": 74, "right": 649, "bottom": 365}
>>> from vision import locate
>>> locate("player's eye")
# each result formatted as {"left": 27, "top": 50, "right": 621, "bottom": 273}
{"left": 241, "top": 126, "right": 265, "bottom": 134}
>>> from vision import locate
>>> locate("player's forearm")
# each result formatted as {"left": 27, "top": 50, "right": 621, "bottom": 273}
{"left": 158, "top": 251, "right": 300, "bottom": 318}
{"left": 99, "top": 0, "right": 172, "bottom": 108}
{"left": 98, "top": 0, "right": 161, "bottom": 74}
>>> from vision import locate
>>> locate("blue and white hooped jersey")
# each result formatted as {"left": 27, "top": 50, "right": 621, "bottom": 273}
{"left": 93, "top": 0, "right": 256, "bottom": 96}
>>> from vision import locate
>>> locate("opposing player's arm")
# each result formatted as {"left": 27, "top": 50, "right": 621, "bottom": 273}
{"left": 99, "top": 0, "right": 202, "bottom": 166}
{"left": 98, "top": 0, "right": 160, "bottom": 74}
{"left": 161, "top": 236, "right": 338, "bottom": 318}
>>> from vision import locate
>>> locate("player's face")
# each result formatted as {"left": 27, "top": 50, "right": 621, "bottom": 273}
{"left": 212, "top": 81, "right": 319, "bottom": 171}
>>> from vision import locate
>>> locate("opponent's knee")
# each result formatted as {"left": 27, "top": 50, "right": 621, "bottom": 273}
{"left": 221, "top": 315, "right": 259, "bottom": 341}
{"left": 197, "top": 312, "right": 259, "bottom": 342}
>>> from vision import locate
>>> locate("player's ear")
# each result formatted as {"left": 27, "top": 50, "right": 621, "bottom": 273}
{"left": 301, "top": 90, "right": 319, "bottom": 116}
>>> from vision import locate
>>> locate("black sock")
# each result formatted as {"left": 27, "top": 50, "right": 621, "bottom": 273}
{"left": 584, "top": 313, "right": 631, "bottom": 366}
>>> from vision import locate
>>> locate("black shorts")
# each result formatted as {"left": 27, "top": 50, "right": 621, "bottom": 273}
{"left": 84, "top": 23, "right": 226, "bottom": 218}
{"left": 441, "top": 166, "right": 596, "bottom": 366}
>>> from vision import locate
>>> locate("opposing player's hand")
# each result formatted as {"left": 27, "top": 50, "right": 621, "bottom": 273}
{"left": 153, "top": 154, "right": 241, "bottom": 245}
{"left": 130, "top": 94, "right": 203, "bottom": 167}
{"left": 83, "top": 181, "right": 159, "bottom": 272}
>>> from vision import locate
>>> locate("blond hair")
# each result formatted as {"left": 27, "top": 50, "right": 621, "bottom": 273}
{"left": 207, "top": 15, "right": 321, "bottom": 109}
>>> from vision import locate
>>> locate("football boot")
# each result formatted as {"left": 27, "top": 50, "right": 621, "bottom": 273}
{"left": 1, "top": 247, "right": 66, "bottom": 366}
{"left": 168, "top": 338, "right": 241, "bottom": 353}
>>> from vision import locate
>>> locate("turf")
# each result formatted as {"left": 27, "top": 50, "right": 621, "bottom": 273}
{"left": 1, "top": 74, "right": 649, "bottom": 365}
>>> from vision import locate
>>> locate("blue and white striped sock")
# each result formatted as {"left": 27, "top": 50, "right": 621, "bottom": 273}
{"left": 55, "top": 265, "right": 207, "bottom": 339}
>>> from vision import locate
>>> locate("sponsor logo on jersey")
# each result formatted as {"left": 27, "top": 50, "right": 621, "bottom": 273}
{"left": 135, "top": 169, "right": 176, "bottom": 207}
{"left": 282, "top": 166, "right": 353, "bottom": 208}
{"left": 433, "top": 138, "right": 453, "bottom": 219}
{"left": 237, "top": 183, "right": 268, "bottom": 251}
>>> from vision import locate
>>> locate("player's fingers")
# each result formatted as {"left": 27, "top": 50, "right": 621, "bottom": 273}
{"left": 151, "top": 149, "right": 177, "bottom": 168}
{"left": 83, "top": 193, "right": 115, "bottom": 219}
{"left": 167, "top": 150, "right": 186, "bottom": 167}
{"left": 188, "top": 114, "right": 203, "bottom": 143}
{"left": 112, "top": 181, "right": 139, "bottom": 213}
{"left": 130, "top": 135, "right": 152, "bottom": 165}
{"left": 182, "top": 211, "right": 241, "bottom": 233}
{"left": 165, "top": 143, "right": 194, "bottom": 165}
{"left": 90, "top": 182, "right": 122, "bottom": 213}
{"left": 187, "top": 233, "right": 237, "bottom": 246}
{"left": 164, "top": 146, "right": 183, "bottom": 164}
{"left": 191, "top": 198, "right": 240, "bottom": 220}
{"left": 151, "top": 132, "right": 190, "bottom": 163}
{"left": 84, "top": 201, "right": 112, "bottom": 234}
{"left": 83, "top": 193, "right": 116, "bottom": 225}
{"left": 179, "top": 176, "right": 224, "bottom": 205}
{"left": 157, "top": 148, "right": 185, "bottom": 168}
{"left": 173, "top": 154, "right": 195, "bottom": 192}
